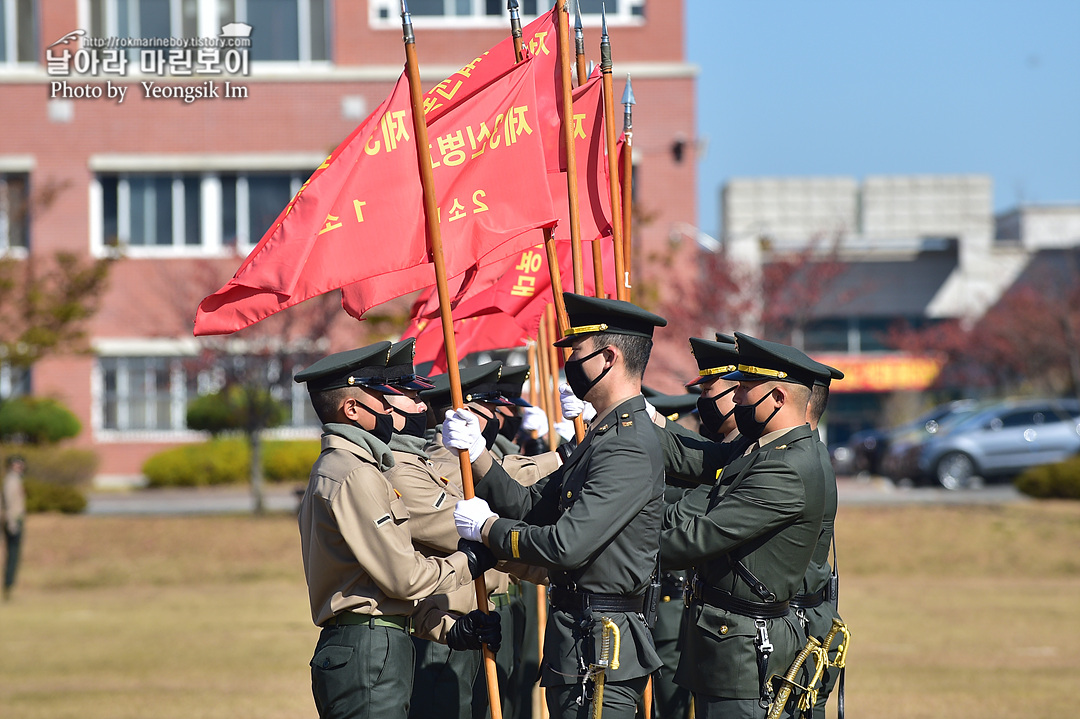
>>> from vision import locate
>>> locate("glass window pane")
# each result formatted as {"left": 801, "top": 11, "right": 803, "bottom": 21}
{"left": 138, "top": 0, "right": 172, "bottom": 38}
{"left": 250, "top": 0, "right": 300, "bottom": 61}
{"left": 183, "top": 176, "right": 200, "bottom": 245}
{"left": 409, "top": 0, "right": 446, "bottom": 16}
{"left": 0, "top": 4, "right": 7, "bottom": 62}
{"left": 485, "top": 0, "right": 502, "bottom": 16}
{"left": 220, "top": 174, "right": 237, "bottom": 246}
{"left": 455, "top": 0, "right": 469, "bottom": 16}
{"left": 246, "top": 174, "right": 292, "bottom": 239}
{"left": 129, "top": 177, "right": 149, "bottom": 245}
{"left": 101, "top": 175, "right": 119, "bottom": 246}
{"left": 17, "top": 0, "right": 38, "bottom": 63}
{"left": 181, "top": 0, "right": 198, "bottom": 37}
{"left": 153, "top": 176, "right": 172, "bottom": 245}
{"left": 310, "top": 0, "right": 328, "bottom": 61}
{"left": 522, "top": 0, "right": 538, "bottom": 15}
{"left": 804, "top": 319, "right": 848, "bottom": 353}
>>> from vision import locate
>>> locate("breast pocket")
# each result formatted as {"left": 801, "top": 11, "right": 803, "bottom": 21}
{"left": 389, "top": 497, "right": 411, "bottom": 524}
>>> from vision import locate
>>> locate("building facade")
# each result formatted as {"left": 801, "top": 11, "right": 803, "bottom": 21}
{"left": 0, "top": 0, "right": 698, "bottom": 482}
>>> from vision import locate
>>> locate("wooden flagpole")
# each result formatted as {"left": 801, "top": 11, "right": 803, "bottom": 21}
{"left": 600, "top": 7, "right": 628, "bottom": 301}
{"left": 399, "top": 5, "right": 502, "bottom": 716}
{"left": 573, "top": 1, "right": 606, "bottom": 299}
{"left": 621, "top": 75, "right": 634, "bottom": 302}
{"left": 555, "top": 0, "right": 585, "bottom": 294}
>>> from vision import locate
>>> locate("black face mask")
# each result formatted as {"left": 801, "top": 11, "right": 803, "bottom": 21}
{"left": 733, "top": 389, "right": 781, "bottom": 443}
{"left": 355, "top": 402, "right": 394, "bottom": 445}
{"left": 499, "top": 414, "right": 523, "bottom": 441}
{"left": 390, "top": 407, "right": 428, "bottom": 439}
{"left": 563, "top": 346, "right": 612, "bottom": 401}
{"left": 697, "top": 386, "right": 736, "bottom": 437}
{"left": 480, "top": 413, "right": 501, "bottom": 449}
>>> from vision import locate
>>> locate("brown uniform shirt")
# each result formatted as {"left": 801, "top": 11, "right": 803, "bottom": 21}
{"left": 298, "top": 433, "right": 472, "bottom": 627}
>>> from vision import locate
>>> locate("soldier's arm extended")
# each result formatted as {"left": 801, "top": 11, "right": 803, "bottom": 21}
{"left": 470, "top": 449, "right": 562, "bottom": 524}
{"left": 482, "top": 435, "right": 656, "bottom": 570}
{"left": 660, "top": 457, "right": 807, "bottom": 570}
{"left": 333, "top": 465, "right": 473, "bottom": 600}
{"left": 655, "top": 421, "right": 743, "bottom": 486}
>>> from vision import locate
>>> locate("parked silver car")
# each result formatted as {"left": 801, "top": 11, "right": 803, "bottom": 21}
{"left": 898, "top": 399, "right": 1080, "bottom": 489}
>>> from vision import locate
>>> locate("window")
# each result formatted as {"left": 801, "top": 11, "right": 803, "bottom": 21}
{"left": 0, "top": 362, "right": 30, "bottom": 399}
{"left": 89, "top": 0, "right": 329, "bottom": 62}
{"left": 97, "top": 354, "right": 319, "bottom": 433}
{"left": 0, "top": 172, "right": 29, "bottom": 251}
{"left": 0, "top": 0, "right": 38, "bottom": 65}
{"left": 370, "top": 0, "right": 644, "bottom": 26}
{"left": 96, "top": 170, "right": 304, "bottom": 255}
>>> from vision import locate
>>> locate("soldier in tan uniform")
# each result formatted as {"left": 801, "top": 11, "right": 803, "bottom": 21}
{"left": 295, "top": 342, "right": 501, "bottom": 719}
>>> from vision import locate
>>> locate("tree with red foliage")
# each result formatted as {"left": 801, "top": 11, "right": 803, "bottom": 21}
{"left": 889, "top": 247, "right": 1080, "bottom": 399}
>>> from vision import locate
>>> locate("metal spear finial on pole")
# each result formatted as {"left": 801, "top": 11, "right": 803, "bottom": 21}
{"left": 508, "top": 0, "right": 524, "bottom": 62}
{"left": 398, "top": 5, "right": 503, "bottom": 716}
{"left": 599, "top": 3, "right": 628, "bottom": 301}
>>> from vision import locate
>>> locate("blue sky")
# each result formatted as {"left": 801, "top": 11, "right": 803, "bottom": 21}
{"left": 685, "top": 0, "right": 1080, "bottom": 237}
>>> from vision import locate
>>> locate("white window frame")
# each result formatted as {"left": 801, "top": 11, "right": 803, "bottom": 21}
{"left": 93, "top": 338, "right": 320, "bottom": 441}
{"left": 89, "top": 154, "right": 321, "bottom": 258}
{"left": 86, "top": 0, "right": 331, "bottom": 68}
{"left": 0, "top": 164, "right": 31, "bottom": 256}
{"left": 0, "top": 0, "right": 38, "bottom": 67}
{"left": 368, "top": 0, "right": 645, "bottom": 29}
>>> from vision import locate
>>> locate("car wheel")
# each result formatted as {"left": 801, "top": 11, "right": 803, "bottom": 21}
{"left": 935, "top": 452, "right": 977, "bottom": 490}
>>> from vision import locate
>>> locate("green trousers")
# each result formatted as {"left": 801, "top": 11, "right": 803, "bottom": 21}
{"left": 547, "top": 675, "right": 649, "bottom": 719}
{"left": 310, "top": 622, "right": 414, "bottom": 719}
{"left": 412, "top": 635, "right": 482, "bottom": 719}
{"left": 651, "top": 595, "right": 691, "bottom": 719}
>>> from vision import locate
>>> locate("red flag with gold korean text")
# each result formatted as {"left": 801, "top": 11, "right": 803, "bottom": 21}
{"left": 195, "top": 53, "right": 556, "bottom": 336}
{"left": 406, "top": 240, "right": 617, "bottom": 370}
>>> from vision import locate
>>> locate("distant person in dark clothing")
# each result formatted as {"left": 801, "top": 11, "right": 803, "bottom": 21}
{"left": 2, "top": 455, "right": 27, "bottom": 601}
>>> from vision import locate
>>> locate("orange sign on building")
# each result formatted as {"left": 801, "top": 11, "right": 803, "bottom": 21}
{"left": 813, "top": 354, "right": 943, "bottom": 393}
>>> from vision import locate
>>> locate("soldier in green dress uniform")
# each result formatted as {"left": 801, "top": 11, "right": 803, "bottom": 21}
{"left": 447, "top": 293, "right": 669, "bottom": 719}
{"left": 789, "top": 361, "right": 846, "bottom": 719}
{"left": 294, "top": 342, "right": 500, "bottom": 719}
{"left": 656, "top": 333, "right": 828, "bottom": 719}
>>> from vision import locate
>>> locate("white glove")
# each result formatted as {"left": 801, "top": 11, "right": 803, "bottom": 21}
{"left": 521, "top": 406, "right": 549, "bottom": 435}
{"left": 559, "top": 383, "right": 596, "bottom": 421}
{"left": 455, "top": 497, "right": 497, "bottom": 542}
{"left": 559, "top": 383, "right": 585, "bottom": 418}
{"left": 554, "top": 419, "right": 576, "bottom": 442}
{"left": 442, "top": 408, "right": 485, "bottom": 463}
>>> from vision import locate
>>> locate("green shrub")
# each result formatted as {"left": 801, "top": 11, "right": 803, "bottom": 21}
{"left": 142, "top": 438, "right": 318, "bottom": 487}
{"left": 0, "top": 397, "right": 81, "bottom": 444}
{"left": 186, "top": 387, "right": 286, "bottom": 435}
{"left": 142, "top": 438, "right": 249, "bottom": 488}
{"left": 3, "top": 447, "right": 99, "bottom": 489}
{"left": 24, "top": 478, "right": 87, "bottom": 514}
{"left": 1015, "top": 457, "right": 1080, "bottom": 499}
{"left": 263, "top": 440, "right": 320, "bottom": 482}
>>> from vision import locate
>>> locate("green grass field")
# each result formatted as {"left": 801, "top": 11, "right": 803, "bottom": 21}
{"left": 1, "top": 502, "right": 1078, "bottom": 718}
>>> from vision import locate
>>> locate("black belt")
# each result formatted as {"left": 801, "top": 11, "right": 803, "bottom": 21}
{"left": 549, "top": 585, "right": 645, "bottom": 614}
{"left": 790, "top": 585, "right": 828, "bottom": 610}
{"left": 690, "top": 581, "right": 790, "bottom": 620}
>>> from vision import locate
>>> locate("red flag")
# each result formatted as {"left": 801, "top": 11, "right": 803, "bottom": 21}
{"left": 549, "top": 74, "right": 613, "bottom": 244}
{"left": 195, "top": 54, "right": 556, "bottom": 336}
{"left": 422, "top": 7, "right": 562, "bottom": 171}
{"left": 338, "top": 54, "right": 560, "bottom": 320}
{"left": 405, "top": 240, "right": 617, "bottom": 370}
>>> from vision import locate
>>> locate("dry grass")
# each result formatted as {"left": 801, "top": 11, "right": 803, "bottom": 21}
{"left": 0, "top": 503, "right": 1078, "bottom": 718}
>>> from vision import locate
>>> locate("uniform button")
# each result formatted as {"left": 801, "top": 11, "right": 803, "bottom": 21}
{"left": 719, "top": 625, "right": 728, "bottom": 635}
{"left": 322, "top": 659, "right": 330, "bottom": 668}
{"left": 662, "top": 595, "right": 671, "bottom": 602}
{"left": 621, "top": 413, "right": 630, "bottom": 418}
{"left": 566, "top": 491, "right": 572, "bottom": 499}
